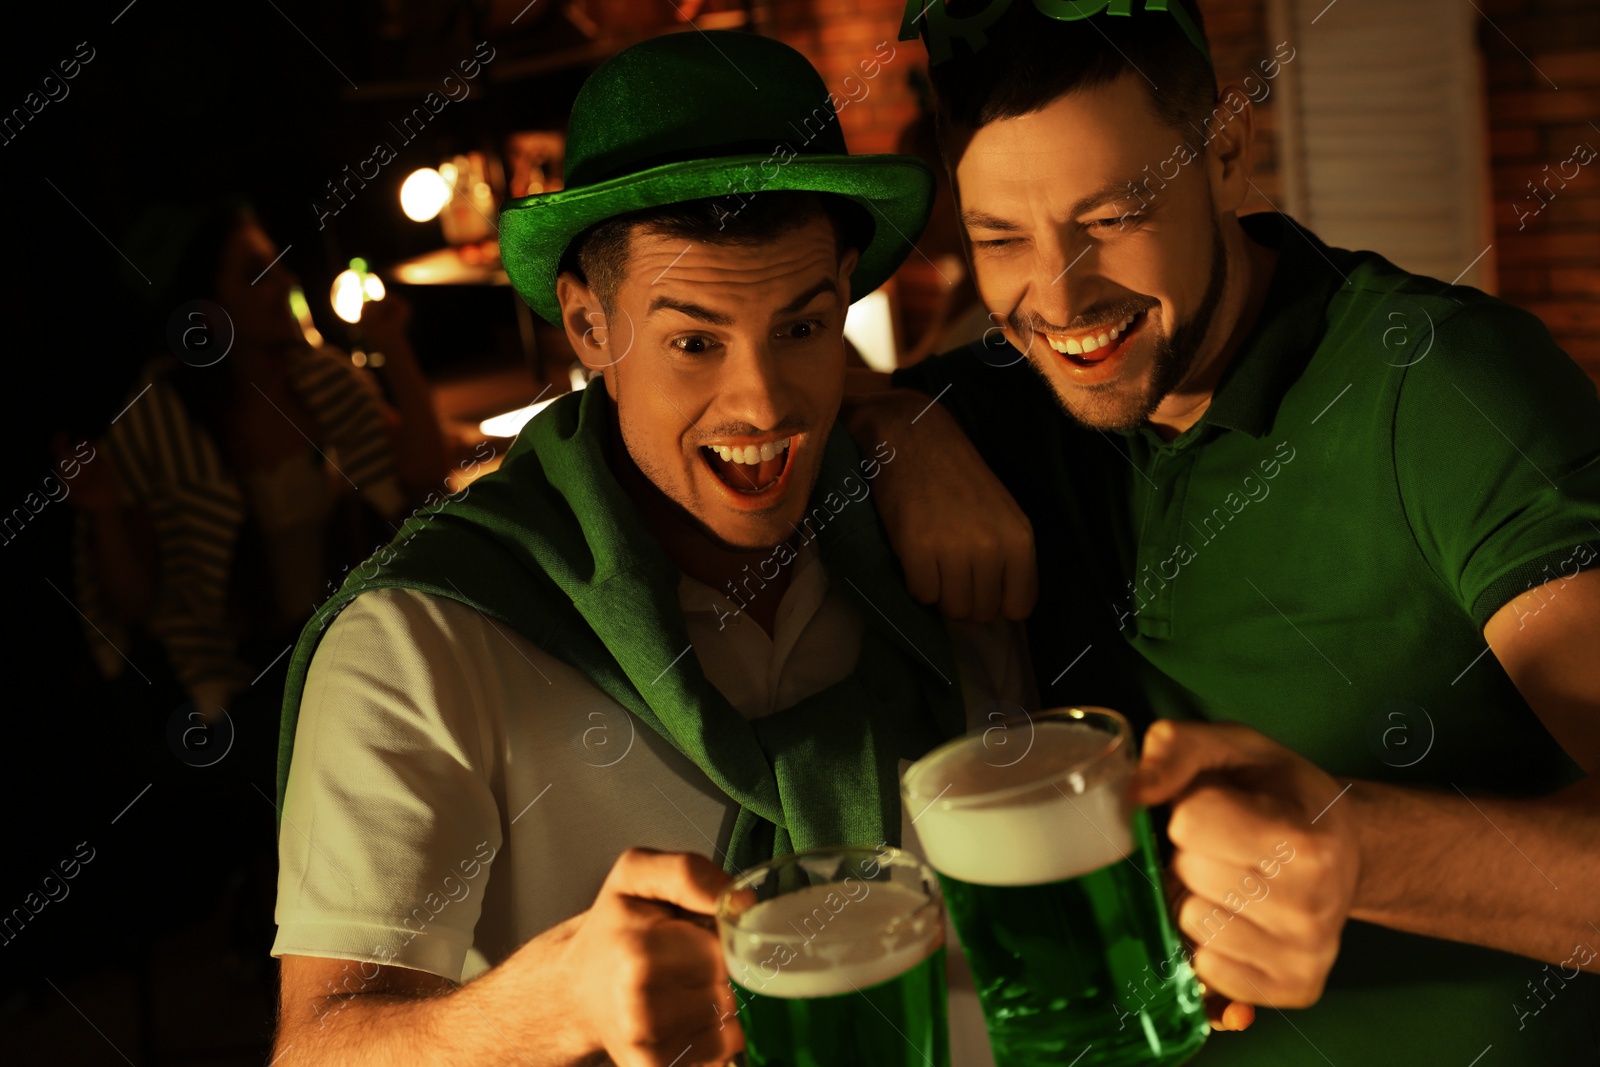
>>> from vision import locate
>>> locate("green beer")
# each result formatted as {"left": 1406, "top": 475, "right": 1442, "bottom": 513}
{"left": 718, "top": 847, "right": 950, "bottom": 1067}
{"left": 904, "top": 709, "right": 1209, "bottom": 1066}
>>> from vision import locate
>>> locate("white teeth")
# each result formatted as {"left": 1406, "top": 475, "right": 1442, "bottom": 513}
{"left": 709, "top": 437, "right": 791, "bottom": 466}
{"left": 1044, "top": 311, "right": 1140, "bottom": 356}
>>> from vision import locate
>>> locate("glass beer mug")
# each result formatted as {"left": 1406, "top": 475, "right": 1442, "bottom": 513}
{"left": 902, "top": 707, "right": 1210, "bottom": 1066}
{"left": 716, "top": 845, "right": 951, "bottom": 1067}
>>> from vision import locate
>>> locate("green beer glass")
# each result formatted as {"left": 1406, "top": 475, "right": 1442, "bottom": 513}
{"left": 716, "top": 846, "right": 950, "bottom": 1067}
{"left": 902, "top": 707, "right": 1209, "bottom": 1066}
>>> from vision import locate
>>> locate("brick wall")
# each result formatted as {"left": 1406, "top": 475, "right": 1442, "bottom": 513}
{"left": 1479, "top": 0, "right": 1600, "bottom": 384}
{"left": 764, "top": 0, "right": 921, "bottom": 156}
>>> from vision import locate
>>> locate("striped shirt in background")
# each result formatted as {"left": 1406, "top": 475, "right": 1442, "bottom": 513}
{"left": 74, "top": 344, "right": 404, "bottom": 711}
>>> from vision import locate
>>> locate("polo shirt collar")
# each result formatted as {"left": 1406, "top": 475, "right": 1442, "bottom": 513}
{"left": 1185, "top": 212, "right": 1348, "bottom": 440}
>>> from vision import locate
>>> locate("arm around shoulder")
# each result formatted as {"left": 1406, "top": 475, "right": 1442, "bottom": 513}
{"left": 840, "top": 384, "right": 1037, "bottom": 622}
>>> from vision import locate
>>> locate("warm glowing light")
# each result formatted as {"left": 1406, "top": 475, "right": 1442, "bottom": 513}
{"left": 332, "top": 259, "right": 386, "bottom": 325}
{"left": 400, "top": 168, "right": 452, "bottom": 222}
{"left": 479, "top": 378, "right": 586, "bottom": 438}
{"left": 332, "top": 269, "right": 366, "bottom": 324}
{"left": 843, "top": 289, "right": 898, "bottom": 372}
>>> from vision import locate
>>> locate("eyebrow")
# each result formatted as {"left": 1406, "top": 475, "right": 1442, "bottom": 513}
{"left": 646, "top": 277, "right": 838, "bottom": 323}
{"left": 646, "top": 296, "right": 733, "bottom": 324}
{"left": 776, "top": 278, "right": 840, "bottom": 316}
{"left": 961, "top": 179, "right": 1146, "bottom": 232}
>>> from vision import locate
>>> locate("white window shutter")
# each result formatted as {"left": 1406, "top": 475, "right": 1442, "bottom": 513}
{"left": 1269, "top": 0, "right": 1497, "bottom": 292}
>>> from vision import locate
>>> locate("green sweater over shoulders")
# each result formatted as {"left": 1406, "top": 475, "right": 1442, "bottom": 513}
{"left": 276, "top": 384, "right": 966, "bottom": 874}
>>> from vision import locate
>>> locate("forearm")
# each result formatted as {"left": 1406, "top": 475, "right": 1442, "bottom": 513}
{"left": 837, "top": 383, "right": 1035, "bottom": 620}
{"left": 843, "top": 367, "right": 894, "bottom": 395}
{"left": 277, "top": 927, "right": 598, "bottom": 1065}
{"left": 1346, "top": 775, "right": 1600, "bottom": 970}
{"left": 838, "top": 383, "right": 928, "bottom": 438}
{"left": 283, "top": 980, "right": 590, "bottom": 1066}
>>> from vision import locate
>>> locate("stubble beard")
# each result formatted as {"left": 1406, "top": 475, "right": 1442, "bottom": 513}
{"left": 1027, "top": 216, "right": 1230, "bottom": 434}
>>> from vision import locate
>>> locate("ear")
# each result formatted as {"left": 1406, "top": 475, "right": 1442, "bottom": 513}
{"left": 1205, "top": 83, "right": 1256, "bottom": 216}
{"left": 556, "top": 271, "right": 616, "bottom": 382}
{"left": 837, "top": 245, "right": 862, "bottom": 304}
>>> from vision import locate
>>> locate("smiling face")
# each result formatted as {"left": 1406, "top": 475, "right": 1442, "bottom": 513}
{"left": 951, "top": 72, "right": 1242, "bottom": 433}
{"left": 558, "top": 216, "right": 859, "bottom": 552}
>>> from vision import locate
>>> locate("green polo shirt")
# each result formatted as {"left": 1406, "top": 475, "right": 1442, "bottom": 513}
{"left": 894, "top": 212, "right": 1600, "bottom": 1062}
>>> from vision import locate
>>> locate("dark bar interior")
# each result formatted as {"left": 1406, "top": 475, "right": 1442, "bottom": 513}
{"left": 3, "top": 0, "right": 1598, "bottom": 1064}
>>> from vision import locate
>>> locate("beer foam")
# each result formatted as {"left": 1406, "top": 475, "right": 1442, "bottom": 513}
{"left": 908, "top": 722, "right": 1134, "bottom": 886}
{"left": 723, "top": 882, "right": 943, "bottom": 999}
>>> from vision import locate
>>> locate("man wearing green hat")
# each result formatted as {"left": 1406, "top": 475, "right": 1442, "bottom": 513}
{"left": 269, "top": 29, "right": 1022, "bottom": 1067}
{"left": 848, "top": 0, "right": 1600, "bottom": 1062}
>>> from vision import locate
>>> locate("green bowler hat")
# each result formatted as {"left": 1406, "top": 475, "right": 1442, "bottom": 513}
{"left": 499, "top": 31, "right": 935, "bottom": 325}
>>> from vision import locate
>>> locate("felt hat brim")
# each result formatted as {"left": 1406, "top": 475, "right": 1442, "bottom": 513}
{"left": 499, "top": 153, "right": 935, "bottom": 326}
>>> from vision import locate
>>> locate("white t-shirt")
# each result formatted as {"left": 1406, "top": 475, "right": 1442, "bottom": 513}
{"left": 272, "top": 545, "right": 1023, "bottom": 1064}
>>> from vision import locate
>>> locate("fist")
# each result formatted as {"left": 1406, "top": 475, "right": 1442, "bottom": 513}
{"left": 1135, "top": 720, "right": 1361, "bottom": 1010}
{"left": 564, "top": 848, "right": 746, "bottom": 1067}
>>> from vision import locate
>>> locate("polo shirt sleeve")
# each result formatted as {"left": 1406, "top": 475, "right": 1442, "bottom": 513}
{"left": 892, "top": 344, "right": 1059, "bottom": 457}
{"left": 271, "top": 588, "right": 504, "bottom": 983}
{"left": 892, "top": 348, "right": 971, "bottom": 398}
{"left": 1393, "top": 299, "right": 1600, "bottom": 628}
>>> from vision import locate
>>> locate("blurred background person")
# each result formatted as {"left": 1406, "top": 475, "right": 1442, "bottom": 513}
{"left": 72, "top": 195, "right": 447, "bottom": 730}
{"left": 46, "top": 197, "right": 449, "bottom": 1025}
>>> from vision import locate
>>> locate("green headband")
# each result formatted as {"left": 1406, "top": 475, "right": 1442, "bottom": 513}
{"left": 901, "top": 0, "right": 1211, "bottom": 69}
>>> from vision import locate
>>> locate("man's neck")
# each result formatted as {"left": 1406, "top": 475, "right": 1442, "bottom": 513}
{"left": 606, "top": 418, "right": 795, "bottom": 636}
{"left": 1147, "top": 217, "right": 1281, "bottom": 441}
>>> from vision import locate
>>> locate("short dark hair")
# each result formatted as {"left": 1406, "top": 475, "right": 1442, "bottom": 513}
{"left": 563, "top": 190, "right": 873, "bottom": 312}
{"left": 930, "top": 2, "right": 1217, "bottom": 154}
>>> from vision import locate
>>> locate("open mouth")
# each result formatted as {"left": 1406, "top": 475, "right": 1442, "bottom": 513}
{"left": 1042, "top": 308, "right": 1147, "bottom": 367}
{"left": 700, "top": 436, "right": 794, "bottom": 496}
